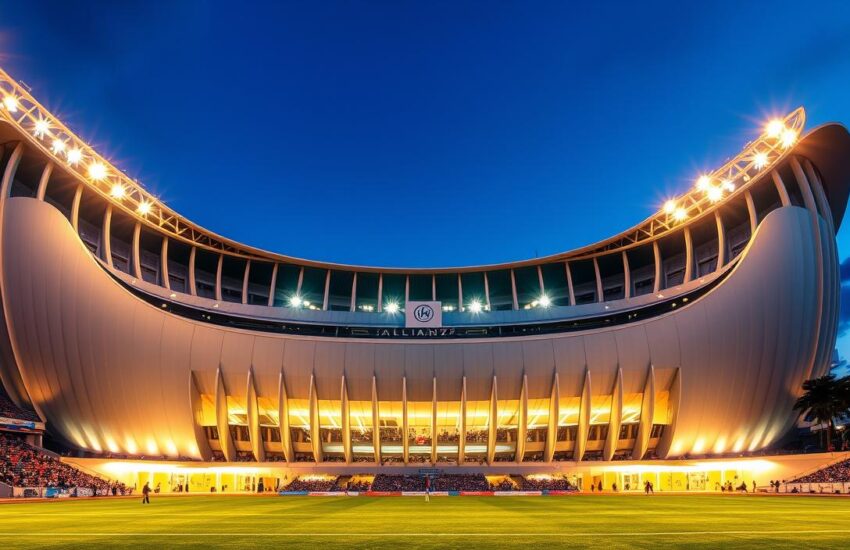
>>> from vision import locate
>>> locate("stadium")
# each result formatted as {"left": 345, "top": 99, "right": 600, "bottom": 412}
{"left": 1, "top": 63, "right": 850, "bottom": 503}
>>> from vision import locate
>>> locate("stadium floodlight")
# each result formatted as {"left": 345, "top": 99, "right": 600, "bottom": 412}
{"left": 88, "top": 162, "right": 107, "bottom": 180}
{"left": 288, "top": 295, "right": 303, "bottom": 308}
{"left": 707, "top": 185, "right": 723, "bottom": 203}
{"left": 67, "top": 148, "right": 82, "bottom": 165}
{"left": 696, "top": 175, "right": 711, "bottom": 191}
{"left": 721, "top": 179, "right": 735, "bottom": 192}
{"left": 51, "top": 139, "right": 65, "bottom": 154}
{"left": 753, "top": 152, "right": 769, "bottom": 170}
{"left": 673, "top": 207, "right": 688, "bottom": 222}
{"left": 137, "top": 200, "right": 152, "bottom": 216}
{"left": 110, "top": 184, "right": 126, "bottom": 199}
{"left": 468, "top": 299, "right": 483, "bottom": 313}
{"left": 663, "top": 199, "right": 676, "bottom": 214}
{"left": 33, "top": 117, "right": 50, "bottom": 138}
{"left": 385, "top": 301, "right": 400, "bottom": 314}
{"left": 781, "top": 128, "right": 796, "bottom": 149}
{"left": 2, "top": 94, "right": 18, "bottom": 112}
{"left": 765, "top": 119, "right": 785, "bottom": 138}
{"left": 538, "top": 295, "right": 552, "bottom": 308}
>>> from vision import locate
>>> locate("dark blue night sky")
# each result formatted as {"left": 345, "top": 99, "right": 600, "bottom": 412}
{"left": 3, "top": 1, "right": 850, "bottom": 349}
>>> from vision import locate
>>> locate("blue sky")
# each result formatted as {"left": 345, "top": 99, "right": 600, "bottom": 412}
{"left": 2, "top": 1, "right": 850, "bottom": 357}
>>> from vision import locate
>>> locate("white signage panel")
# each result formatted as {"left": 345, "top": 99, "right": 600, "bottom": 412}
{"left": 405, "top": 301, "right": 442, "bottom": 328}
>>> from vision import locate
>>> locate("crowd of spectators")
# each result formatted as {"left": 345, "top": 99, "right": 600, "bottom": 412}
{"left": 346, "top": 477, "right": 372, "bottom": 491}
{"left": 284, "top": 476, "right": 339, "bottom": 492}
{"left": 432, "top": 474, "right": 489, "bottom": 491}
{"left": 793, "top": 459, "right": 850, "bottom": 483}
{"left": 0, "top": 387, "right": 40, "bottom": 423}
{"left": 0, "top": 433, "right": 127, "bottom": 493}
{"left": 489, "top": 476, "right": 517, "bottom": 491}
{"left": 521, "top": 475, "right": 575, "bottom": 491}
{"left": 370, "top": 474, "right": 425, "bottom": 491}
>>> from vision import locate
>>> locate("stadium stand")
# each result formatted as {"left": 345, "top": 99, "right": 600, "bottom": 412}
{"left": 792, "top": 459, "right": 850, "bottom": 483}
{"left": 521, "top": 475, "right": 576, "bottom": 491}
{"left": 284, "top": 476, "right": 339, "bottom": 492}
{"left": 370, "top": 474, "right": 425, "bottom": 492}
{"left": 0, "top": 385, "right": 39, "bottom": 423}
{"left": 432, "top": 474, "right": 489, "bottom": 491}
{"left": 0, "top": 433, "right": 127, "bottom": 493}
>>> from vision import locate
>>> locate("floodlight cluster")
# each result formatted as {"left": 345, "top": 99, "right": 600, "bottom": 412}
{"left": 660, "top": 110, "right": 803, "bottom": 226}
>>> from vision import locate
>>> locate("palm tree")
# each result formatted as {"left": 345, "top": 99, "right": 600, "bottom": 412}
{"left": 794, "top": 375, "right": 847, "bottom": 450}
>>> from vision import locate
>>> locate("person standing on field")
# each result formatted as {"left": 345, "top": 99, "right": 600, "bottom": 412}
{"left": 141, "top": 482, "right": 151, "bottom": 504}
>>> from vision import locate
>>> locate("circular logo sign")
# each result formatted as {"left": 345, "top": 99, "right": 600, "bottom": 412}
{"left": 413, "top": 304, "right": 435, "bottom": 323}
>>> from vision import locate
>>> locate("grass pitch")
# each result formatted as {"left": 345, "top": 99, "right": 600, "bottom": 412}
{"left": 2, "top": 494, "right": 850, "bottom": 549}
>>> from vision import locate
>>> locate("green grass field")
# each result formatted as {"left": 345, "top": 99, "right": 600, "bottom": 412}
{"left": 2, "top": 494, "right": 850, "bottom": 549}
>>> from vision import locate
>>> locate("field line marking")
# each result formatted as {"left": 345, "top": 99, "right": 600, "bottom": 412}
{"left": 5, "top": 529, "right": 850, "bottom": 537}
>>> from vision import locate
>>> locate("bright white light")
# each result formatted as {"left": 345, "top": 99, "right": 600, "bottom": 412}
{"left": 753, "top": 152, "right": 769, "bottom": 170}
{"left": 696, "top": 175, "right": 711, "bottom": 191}
{"left": 673, "top": 207, "right": 688, "bottom": 222}
{"left": 765, "top": 119, "right": 785, "bottom": 138}
{"left": 385, "top": 301, "right": 400, "bottom": 314}
{"left": 51, "top": 139, "right": 66, "bottom": 154}
{"left": 781, "top": 128, "right": 796, "bottom": 149}
{"left": 707, "top": 186, "right": 723, "bottom": 202}
{"left": 721, "top": 179, "right": 735, "bottom": 192}
{"left": 88, "top": 162, "right": 107, "bottom": 180}
{"left": 288, "top": 295, "right": 303, "bottom": 308}
{"left": 538, "top": 295, "right": 551, "bottom": 308}
{"left": 137, "top": 200, "right": 152, "bottom": 215}
{"left": 468, "top": 299, "right": 483, "bottom": 313}
{"left": 2, "top": 95, "right": 18, "bottom": 112}
{"left": 110, "top": 184, "right": 125, "bottom": 199}
{"left": 33, "top": 118, "right": 50, "bottom": 138}
{"left": 663, "top": 200, "right": 676, "bottom": 214}
{"left": 67, "top": 148, "right": 82, "bottom": 165}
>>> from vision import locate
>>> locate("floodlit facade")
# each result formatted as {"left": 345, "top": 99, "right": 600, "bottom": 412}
{"left": 0, "top": 68, "right": 849, "bottom": 474}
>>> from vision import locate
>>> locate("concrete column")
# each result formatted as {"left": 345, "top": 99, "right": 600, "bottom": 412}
{"left": 70, "top": 184, "right": 83, "bottom": 233}
{"left": 655, "top": 368, "right": 681, "bottom": 459}
{"left": 308, "top": 375, "right": 322, "bottom": 462}
{"left": 652, "top": 241, "right": 662, "bottom": 293}
{"left": 516, "top": 374, "right": 528, "bottom": 462}
{"left": 402, "top": 377, "right": 409, "bottom": 464}
{"left": 35, "top": 162, "right": 53, "bottom": 201}
{"left": 510, "top": 270, "right": 519, "bottom": 310}
{"left": 350, "top": 272, "right": 358, "bottom": 312}
{"left": 268, "top": 264, "right": 278, "bottom": 307}
{"left": 372, "top": 376, "right": 381, "bottom": 463}
{"left": 565, "top": 263, "right": 576, "bottom": 305}
{"left": 246, "top": 369, "right": 264, "bottom": 462}
{"left": 188, "top": 247, "right": 197, "bottom": 296}
{"left": 377, "top": 273, "right": 383, "bottom": 312}
{"left": 483, "top": 272, "right": 492, "bottom": 310}
{"left": 278, "top": 372, "right": 293, "bottom": 462}
{"left": 131, "top": 221, "right": 142, "bottom": 279}
{"left": 772, "top": 171, "right": 791, "bottom": 206}
{"left": 622, "top": 251, "right": 631, "bottom": 298}
{"left": 241, "top": 260, "right": 251, "bottom": 305}
{"left": 632, "top": 366, "right": 656, "bottom": 460}
{"left": 215, "top": 254, "right": 223, "bottom": 301}
{"left": 537, "top": 265, "right": 545, "bottom": 294}
{"left": 603, "top": 368, "right": 623, "bottom": 461}
{"left": 593, "top": 257, "right": 603, "bottom": 302}
{"left": 160, "top": 238, "right": 170, "bottom": 290}
{"left": 458, "top": 377, "right": 467, "bottom": 463}
{"left": 457, "top": 274, "right": 463, "bottom": 311}
{"left": 683, "top": 228, "right": 694, "bottom": 283}
{"left": 575, "top": 369, "right": 592, "bottom": 461}
{"left": 715, "top": 211, "right": 726, "bottom": 269}
{"left": 295, "top": 267, "right": 304, "bottom": 295}
{"left": 102, "top": 206, "right": 113, "bottom": 268}
{"left": 431, "top": 377, "right": 438, "bottom": 464}
{"left": 487, "top": 376, "right": 498, "bottom": 464}
{"left": 545, "top": 373, "right": 559, "bottom": 463}
{"left": 214, "top": 368, "right": 235, "bottom": 462}
{"left": 341, "top": 376, "right": 351, "bottom": 464}
{"left": 745, "top": 191, "right": 757, "bottom": 236}
{"left": 322, "top": 270, "right": 331, "bottom": 311}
